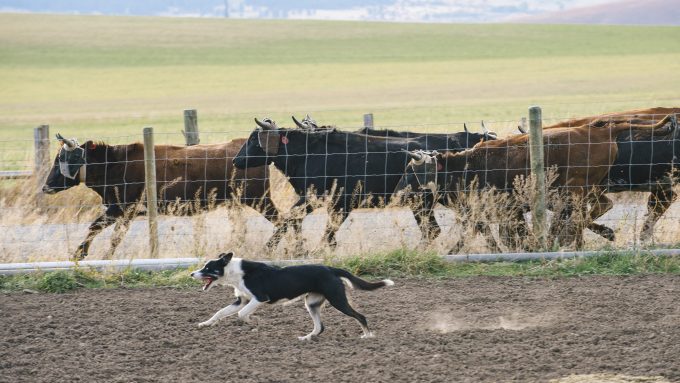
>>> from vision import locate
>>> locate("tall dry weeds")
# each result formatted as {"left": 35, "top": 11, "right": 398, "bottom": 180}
{"left": 2, "top": 161, "right": 679, "bottom": 262}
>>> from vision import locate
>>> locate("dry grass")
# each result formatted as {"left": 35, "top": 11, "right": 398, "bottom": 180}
{"left": 2, "top": 159, "right": 678, "bottom": 263}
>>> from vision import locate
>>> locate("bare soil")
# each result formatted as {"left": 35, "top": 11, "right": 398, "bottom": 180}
{"left": 2, "top": 275, "right": 679, "bottom": 382}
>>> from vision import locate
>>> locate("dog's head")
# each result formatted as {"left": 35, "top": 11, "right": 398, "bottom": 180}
{"left": 190, "top": 252, "right": 233, "bottom": 291}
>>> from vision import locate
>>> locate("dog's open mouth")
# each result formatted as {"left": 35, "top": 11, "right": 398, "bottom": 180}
{"left": 202, "top": 277, "right": 215, "bottom": 291}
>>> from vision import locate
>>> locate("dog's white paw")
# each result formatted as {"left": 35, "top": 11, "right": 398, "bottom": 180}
{"left": 298, "top": 334, "right": 313, "bottom": 341}
{"left": 360, "top": 332, "right": 375, "bottom": 339}
{"left": 198, "top": 321, "right": 212, "bottom": 328}
{"left": 243, "top": 315, "right": 261, "bottom": 326}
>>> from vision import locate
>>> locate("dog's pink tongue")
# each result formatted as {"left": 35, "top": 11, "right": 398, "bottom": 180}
{"left": 202, "top": 278, "right": 212, "bottom": 291}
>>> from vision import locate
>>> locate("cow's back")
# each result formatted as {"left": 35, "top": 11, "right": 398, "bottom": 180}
{"left": 119, "top": 139, "right": 269, "bottom": 206}
{"left": 545, "top": 107, "right": 680, "bottom": 129}
{"left": 458, "top": 128, "right": 616, "bottom": 191}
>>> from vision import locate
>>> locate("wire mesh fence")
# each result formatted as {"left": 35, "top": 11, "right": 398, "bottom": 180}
{"left": 1, "top": 106, "right": 678, "bottom": 263}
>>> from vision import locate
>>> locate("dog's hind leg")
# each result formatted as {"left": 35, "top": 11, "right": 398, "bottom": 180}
{"left": 299, "top": 293, "right": 326, "bottom": 341}
{"left": 325, "top": 285, "right": 373, "bottom": 339}
{"left": 198, "top": 297, "right": 246, "bottom": 328}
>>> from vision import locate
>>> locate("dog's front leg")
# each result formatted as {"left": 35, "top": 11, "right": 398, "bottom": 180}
{"left": 198, "top": 297, "right": 245, "bottom": 328}
{"left": 237, "top": 298, "right": 263, "bottom": 325}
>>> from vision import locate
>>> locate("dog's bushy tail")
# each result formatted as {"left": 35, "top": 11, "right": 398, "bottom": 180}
{"left": 331, "top": 268, "right": 394, "bottom": 291}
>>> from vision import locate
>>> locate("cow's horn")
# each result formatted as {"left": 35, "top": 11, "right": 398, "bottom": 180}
{"left": 291, "top": 115, "right": 306, "bottom": 129}
{"left": 463, "top": 123, "right": 469, "bottom": 133}
{"left": 408, "top": 151, "right": 424, "bottom": 162}
{"left": 254, "top": 118, "right": 274, "bottom": 130}
{"left": 57, "top": 133, "right": 76, "bottom": 148}
{"left": 303, "top": 114, "right": 318, "bottom": 129}
{"left": 481, "top": 120, "right": 489, "bottom": 134}
{"left": 517, "top": 124, "right": 527, "bottom": 134}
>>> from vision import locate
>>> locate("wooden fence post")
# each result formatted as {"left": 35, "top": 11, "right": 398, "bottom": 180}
{"left": 363, "top": 113, "right": 374, "bottom": 129}
{"left": 183, "top": 109, "right": 199, "bottom": 146}
{"left": 529, "top": 106, "right": 547, "bottom": 249}
{"left": 33, "top": 125, "right": 50, "bottom": 177}
{"left": 143, "top": 127, "right": 159, "bottom": 258}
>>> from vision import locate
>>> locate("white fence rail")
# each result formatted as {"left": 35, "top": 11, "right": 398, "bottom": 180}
{"left": 0, "top": 257, "right": 321, "bottom": 275}
{"left": 3, "top": 248, "right": 680, "bottom": 275}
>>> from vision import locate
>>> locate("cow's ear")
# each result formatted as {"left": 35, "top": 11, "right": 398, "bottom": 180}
{"left": 257, "top": 130, "right": 280, "bottom": 156}
{"left": 218, "top": 252, "right": 233, "bottom": 263}
{"left": 84, "top": 140, "right": 97, "bottom": 150}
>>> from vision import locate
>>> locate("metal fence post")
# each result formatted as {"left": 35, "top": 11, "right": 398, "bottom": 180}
{"left": 529, "top": 106, "right": 547, "bottom": 249}
{"left": 33, "top": 125, "right": 50, "bottom": 177}
{"left": 363, "top": 113, "right": 374, "bottom": 129}
{"left": 143, "top": 127, "right": 159, "bottom": 258}
{"left": 183, "top": 109, "right": 199, "bottom": 146}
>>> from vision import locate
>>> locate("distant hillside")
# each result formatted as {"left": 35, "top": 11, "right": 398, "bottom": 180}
{"left": 0, "top": 0, "right": 614, "bottom": 23}
{"left": 513, "top": 0, "right": 680, "bottom": 26}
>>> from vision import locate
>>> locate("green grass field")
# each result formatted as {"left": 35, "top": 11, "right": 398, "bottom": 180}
{"left": 1, "top": 13, "right": 679, "bottom": 167}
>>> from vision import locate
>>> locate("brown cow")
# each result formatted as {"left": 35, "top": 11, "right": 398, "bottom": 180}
{"left": 43, "top": 136, "right": 277, "bottom": 260}
{"left": 398, "top": 114, "right": 677, "bottom": 251}
{"left": 543, "top": 107, "right": 680, "bottom": 129}
{"left": 535, "top": 107, "right": 680, "bottom": 242}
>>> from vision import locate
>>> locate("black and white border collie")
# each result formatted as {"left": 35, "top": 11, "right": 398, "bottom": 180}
{"left": 191, "top": 252, "right": 394, "bottom": 340}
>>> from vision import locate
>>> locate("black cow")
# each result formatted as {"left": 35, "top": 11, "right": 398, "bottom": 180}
{"left": 595, "top": 124, "right": 680, "bottom": 241}
{"left": 233, "top": 118, "right": 493, "bottom": 251}
{"left": 42, "top": 134, "right": 277, "bottom": 260}
{"left": 293, "top": 114, "right": 497, "bottom": 151}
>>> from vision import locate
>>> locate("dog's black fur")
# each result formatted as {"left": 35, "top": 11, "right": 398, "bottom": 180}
{"left": 191, "top": 252, "right": 394, "bottom": 340}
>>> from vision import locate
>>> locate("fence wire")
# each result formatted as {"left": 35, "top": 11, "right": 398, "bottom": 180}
{"left": 1, "top": 109, "right": 679, "bottom": 262}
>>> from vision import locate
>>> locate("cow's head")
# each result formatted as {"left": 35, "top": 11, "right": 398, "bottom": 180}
{"left": 476, "top": 121, "right": 498, "bottom": 142}
{"left": 233, "top": 118, "right": 287, "bottom": 169}
{"left": 456, "top": 122, "right": 497, "bottom": 147}
{"left": 394, "top": 150, "right": 443, "bottom": 196}
{"left": 42, "top": 134, "right": 90, "bottom": 194}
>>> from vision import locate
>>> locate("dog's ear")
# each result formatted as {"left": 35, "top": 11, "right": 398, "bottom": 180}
{"left": 218, "top": 252, "right": 233, "bottom": 264}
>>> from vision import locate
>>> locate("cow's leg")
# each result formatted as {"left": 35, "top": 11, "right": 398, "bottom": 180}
{"left": 549, "top": 201, "right": 574, "bottom": 248}
{"left": 266, "top": 217, "right": 296, "bottom": 250}
{"left": 573, "top": 200, "right": 589, "bottom": 250}
{"left": 244, "top": 191, "right": 279, "bottom": 224}
{"left": 106, "top": 217, "right": 132, "bottom": 259}
{"left": 325, "top": 210, "right": 348, "bottom": 249}
{"left": 266, "top": 198, "right": 309, "bottom": 251}
{"left": 586, "top": 194, "right": 615, "bottom": 241}
{"left": 476, "top": 221, "right": 501, "bottom": 253}
{"left": 499, "top": 208, "right": 529, "bottom": 251}
{"left": 640, "top": 186, "right": 676, "bottom": 241}
{"left": 412, "top": 193, "right": 441, "bottom": 242}
{"left": 448, "top": 215, "right": 469, "bottom": 254}
{"left": 260, "top": 196, "right": 279, "bottom": 223}
{"left": 559, "top": 190, "right": 590, "bottom": 250}
{"left": 75, "top": 205, "right": 124, "bottom": 261}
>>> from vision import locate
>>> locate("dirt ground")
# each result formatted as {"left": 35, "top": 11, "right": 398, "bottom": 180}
{"left": 2, "top": 275, "right": 679, "bottom": 382}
